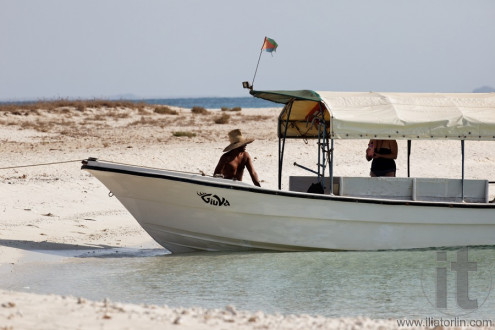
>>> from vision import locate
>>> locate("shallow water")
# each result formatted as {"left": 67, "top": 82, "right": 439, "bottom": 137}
{"left": 2, "top": 247, "right": 495, "bottom": 319}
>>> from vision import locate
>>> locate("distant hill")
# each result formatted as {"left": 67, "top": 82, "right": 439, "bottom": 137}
{"left": 473, "top": 86, "right": 495, "bottom": 93}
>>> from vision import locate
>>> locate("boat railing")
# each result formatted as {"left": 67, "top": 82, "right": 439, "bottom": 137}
{"left": 289, "top": 176, "right": 490, "bottom": 203}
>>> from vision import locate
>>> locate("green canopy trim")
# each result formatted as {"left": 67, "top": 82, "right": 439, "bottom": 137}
{"left": 250, "top": 90, "right": 321, "bottom": 104}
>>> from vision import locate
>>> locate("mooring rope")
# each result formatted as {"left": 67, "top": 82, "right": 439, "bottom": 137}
{"left": 0, "top": 158, "right": 210, "bottom": 177}
{"left": 0, "top": 159, "right": 83, "bottom": 170}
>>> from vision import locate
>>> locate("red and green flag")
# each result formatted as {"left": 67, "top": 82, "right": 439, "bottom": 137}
{"left": 250, "top": 36, "right": 279, "bottom": 87}
{"left": 261, "top": 37, "right": 278, "bottom": 53}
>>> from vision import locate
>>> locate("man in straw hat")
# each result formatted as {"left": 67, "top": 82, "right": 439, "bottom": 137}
{"left": 214, "top": 129, "right": 261, "bottom": 187}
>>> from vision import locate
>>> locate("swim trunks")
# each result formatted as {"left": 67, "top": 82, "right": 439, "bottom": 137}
{"left": 371, "top": 148, "right": 396, "bottom": 177}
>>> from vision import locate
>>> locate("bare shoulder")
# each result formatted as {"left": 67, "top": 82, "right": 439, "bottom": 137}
{"left": 243, "top": 151, "right": 252, "bottom": 160}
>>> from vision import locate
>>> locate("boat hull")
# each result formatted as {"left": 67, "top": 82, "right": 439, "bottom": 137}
{"left": 82, "top": 160, "right": 495, "bottom": 253}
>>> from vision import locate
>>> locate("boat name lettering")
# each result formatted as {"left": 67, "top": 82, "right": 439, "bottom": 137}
{"left": 197, "top": 192, "right": 230, "bottom": 207}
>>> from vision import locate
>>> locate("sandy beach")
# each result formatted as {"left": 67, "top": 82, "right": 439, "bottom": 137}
{"left": 1, "top": 103, "right": 494, "bottom": 329}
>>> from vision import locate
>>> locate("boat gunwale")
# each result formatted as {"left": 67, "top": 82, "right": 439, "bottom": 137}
{"left": 81, "top": 162, "right": 495, "bottom": 209}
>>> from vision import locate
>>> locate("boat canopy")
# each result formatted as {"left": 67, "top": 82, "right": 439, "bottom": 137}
{"left": 251, "top": 90, "right": 495, "bottom": 140}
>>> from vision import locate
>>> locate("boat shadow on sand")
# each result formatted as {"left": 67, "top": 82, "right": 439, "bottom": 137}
{"left": 0, "top": 239, "right": 168, "bottom": 259}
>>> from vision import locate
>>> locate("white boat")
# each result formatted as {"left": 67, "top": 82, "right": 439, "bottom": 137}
{"left": 82, "top": 90, "right": 495, "bottom": 253}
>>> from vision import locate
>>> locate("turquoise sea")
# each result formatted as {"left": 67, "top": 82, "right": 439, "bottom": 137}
{"left": 2, "top": 247, "right": 495, "bottom": 320}
{"left": 142, "top": 96, "right": 278, "bottom": 109}
{"left": 0, "top": 97, "right": 279, "bottom": 110}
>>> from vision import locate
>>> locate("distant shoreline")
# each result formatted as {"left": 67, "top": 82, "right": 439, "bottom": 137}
{"left": 0, "top": 96, "right": 281, "bottom": 109}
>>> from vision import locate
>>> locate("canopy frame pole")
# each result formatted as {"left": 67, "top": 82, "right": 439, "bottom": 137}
{"left": 320, "top": 103, "right": 331, "bottom": 192}
{"left": 317, "top": 124, "right": 321, "bottom": 178}
{"left": 278, "top": 101, "right": 294, "bottom": 190}
{"left": 317, "top": 105, "right": 323, "bottom": 183}
{"left": 314, "top": 102, "right": 330, "bottom": 192}
{"left": 326, "top": 105, "right": 334, "bottom": 195}
{"left": 407, "top": 140, "right": 411, "bottom": 177}
{"left": 317, "top": 104, "right": 323, "bottom": 189}
{"left": 461, "top": 140, "right": 465, "bottom": 202}
{"left": 329, "top": 138, "right": 334, "bottom": 195}
{"left": 278, "top": 135, "right": 281, "bottom": 189}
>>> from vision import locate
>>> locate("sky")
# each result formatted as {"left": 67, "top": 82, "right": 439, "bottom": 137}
{"left": 1, "top": 0, "right": 494, "bottom": 100}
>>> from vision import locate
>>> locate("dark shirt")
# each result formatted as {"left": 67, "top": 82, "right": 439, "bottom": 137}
{"left": 371, "top": 148, "right": 396, "bottom": 172}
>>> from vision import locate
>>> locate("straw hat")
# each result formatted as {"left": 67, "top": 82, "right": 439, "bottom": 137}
{"left": 223, "top": 129, "right": 254, "bottom": 152}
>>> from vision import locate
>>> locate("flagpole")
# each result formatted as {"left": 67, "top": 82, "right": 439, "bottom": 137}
{"left": 251, "top": 37, "right": 266, "bottom": 87}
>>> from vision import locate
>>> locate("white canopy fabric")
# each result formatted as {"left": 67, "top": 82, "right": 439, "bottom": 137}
{"left": 317, "top": 91, "right": 495, "bottom": 140}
